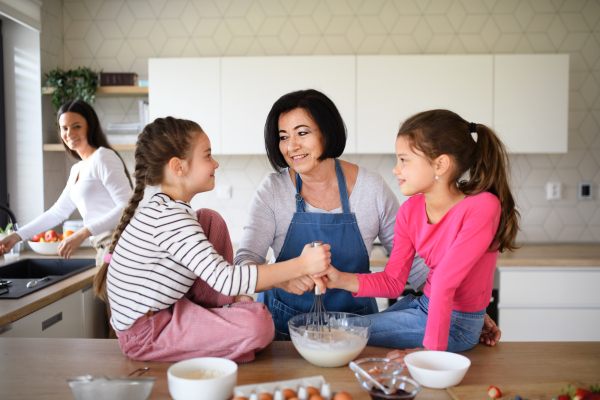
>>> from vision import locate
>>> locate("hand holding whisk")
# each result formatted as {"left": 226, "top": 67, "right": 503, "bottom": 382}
{"left": 307, "top": 241, "right": 331, "bottom": 339}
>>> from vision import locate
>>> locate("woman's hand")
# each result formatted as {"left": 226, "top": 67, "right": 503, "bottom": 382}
{"left": 385, "top": 348, "right": 427, "bottom": 366}
{"left": 58, "top": 227, "right": 90, "bottom": 259}
{"left": 276, "top": 276, "right": 316, "bottom": 295}
{"left": 479, "top": 313, "right": 501, "bottom": 346}
{"left": 232, "top": 295, "right": 254, "bottom": 303}
{"left": 0, "top": 232, "right": 21, "bottom": 254}
{"left": 299, "top": 243, "right": 331, "bottom": 276}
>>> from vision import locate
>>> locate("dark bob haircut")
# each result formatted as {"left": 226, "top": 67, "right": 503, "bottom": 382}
{"left": 264, "top": 89, "right": 347, "bottom": 172}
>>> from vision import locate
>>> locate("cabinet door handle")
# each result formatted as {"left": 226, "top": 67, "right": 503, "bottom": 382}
{"left": 42, "top": 312, "right": 63, "bottom": 331}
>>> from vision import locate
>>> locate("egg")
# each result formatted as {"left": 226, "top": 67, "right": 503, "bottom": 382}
{"left": 333, "top": 392, "right": 353, "bottom": 400}
{"left": 306, "top": 387, "right": 320, "bottom": 396}
{"left": 232, "top": 398, "right": 248, "bottom": 400}
{"left": 258, "top": 393, "right": 274, "bottom": 400}
{"left": 282, "top": 389, "right": 297, "bottom": 399}
{"left": 309, "top": 396, "right": 325, "bottom": 400}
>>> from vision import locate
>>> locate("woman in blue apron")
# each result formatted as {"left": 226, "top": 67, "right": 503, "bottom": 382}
{"left": 234, "top": 89, "right": 501, "bottom": 343}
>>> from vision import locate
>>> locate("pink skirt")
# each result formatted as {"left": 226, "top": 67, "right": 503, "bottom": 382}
{"left": 116, "top": 208, "right": 274, "bottom": 363}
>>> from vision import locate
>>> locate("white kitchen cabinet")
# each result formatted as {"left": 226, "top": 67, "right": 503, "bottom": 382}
{"left": 149, "top": 58, "right": 222, "bottom": 153}
{"left": 82, "top": 284, "right": 108, "bottom": 338}
{"left": 356, "top": 55, "right": 494, "bottom": 154}
{"left": 10, "top": 290, "right": 83, "bottom": 338}
{"left": 148, "top": 54, "right": 568, "bottom": 155}
{"left": 221, "top": 56, "right": 356, "bottom": 154}
{"left": 498, "top": 267, "right": 600, "bottom": 341}
{"left": 0, "top": 286, "right": 108, "bottom": 339}
{"left": 494, "top": 54, "right": 569, "bottom": 154}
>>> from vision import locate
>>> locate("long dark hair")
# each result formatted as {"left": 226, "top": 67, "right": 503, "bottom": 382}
{"left": 398, "top": 109, "right": 520, "bottom": 253}
{"left": 94, "top": 117, "right": 203, "bottom": 299}
{"left": 57, "top": 100, "right": 132, "bottom": 187}
{"left": 264, "top": 89, "right": 347, "bottom": 172}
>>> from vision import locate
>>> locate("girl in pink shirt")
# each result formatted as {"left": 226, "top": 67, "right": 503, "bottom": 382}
{"left": 321, "top": 109, "right": 520, "bottom": 359}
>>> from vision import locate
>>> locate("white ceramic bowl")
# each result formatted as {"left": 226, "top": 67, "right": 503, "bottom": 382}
{"left": 28, "top": 241, "right": 60, "bottom": 255}
{"left": 404, "top": 351, "right": 471, "bottom": 389}
{"left": 167, "top": 357, "right": 237, "bottom": 400}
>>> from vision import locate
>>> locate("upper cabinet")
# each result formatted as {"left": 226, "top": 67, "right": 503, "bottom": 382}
{"left": 357, "top": 55, "right": 494, "bottom": 154}
{"left": 494, "top": 54, "right": 569, "bottom": 154}
{"left": 221, "top": 56, "right": 356, "bottom": 154}
{"left": 149, "top": 58, "right": 222, "bottom": 153}
{"left": 149, "top": 54, "right": 569, "bottom": 155}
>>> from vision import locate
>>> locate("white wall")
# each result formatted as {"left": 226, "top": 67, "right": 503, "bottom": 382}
{"left": 2, "top": 16, "right": 44, "bottom": 227}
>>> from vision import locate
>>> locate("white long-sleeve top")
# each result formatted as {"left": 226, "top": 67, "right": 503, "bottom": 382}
{"left": 107, "top": 193, "right": 258, "bottom": 331}
{"left": 17, "top": 147, "right": 132, "bottom": 240}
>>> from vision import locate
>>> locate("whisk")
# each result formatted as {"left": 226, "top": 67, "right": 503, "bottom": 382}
{"left": 307, "top": 241, "right": 331, "bottom": 339}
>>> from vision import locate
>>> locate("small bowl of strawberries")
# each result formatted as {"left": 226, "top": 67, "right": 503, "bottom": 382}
{"left": 28, "top": 230, "right": 72, "bottom": 255}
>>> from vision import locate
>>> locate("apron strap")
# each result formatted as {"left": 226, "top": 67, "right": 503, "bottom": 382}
{"left": 335, "top": 159, "right": 351, "bottom": 214}
{"left": 295, "top": 171, "right": 305, "bottom": 212}
{"left": 294, "top": 159, "right": 351, "bottom": 214}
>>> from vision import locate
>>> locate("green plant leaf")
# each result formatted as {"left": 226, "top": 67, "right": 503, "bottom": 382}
{"left": 45, "top": 66, "right": 99, "bottom": 114}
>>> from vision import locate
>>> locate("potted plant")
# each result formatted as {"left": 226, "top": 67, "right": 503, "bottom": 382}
{"left": 45, "top": 67, "right": 99, "bottom": 112}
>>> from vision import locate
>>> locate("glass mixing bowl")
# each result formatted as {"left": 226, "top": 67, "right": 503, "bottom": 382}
{"left": 288, "top": 312, "right": 371, "bottom": 368}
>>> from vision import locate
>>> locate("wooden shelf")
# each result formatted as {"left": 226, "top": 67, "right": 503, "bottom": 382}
{"left": 42, "top": 86, "right": 148, "bottom": 96}
{"left": 43, "top": 144, "right": 135, "bottom": 151}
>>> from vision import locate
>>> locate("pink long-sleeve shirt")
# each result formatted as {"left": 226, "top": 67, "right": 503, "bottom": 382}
{"left": 356, "top": 192, "right": 501, "bottom": 350}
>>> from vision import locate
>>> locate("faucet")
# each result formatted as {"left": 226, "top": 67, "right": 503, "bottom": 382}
{"left": 0, "top": 204, "right": 19, "bottom": 232}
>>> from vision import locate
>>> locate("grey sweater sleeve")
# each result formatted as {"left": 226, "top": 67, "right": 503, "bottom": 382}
{"left": 234, "top": 175, "right": 277, "bottom": 266}
{"left": 377, "top": 177, "right": 430, "bottom": 291}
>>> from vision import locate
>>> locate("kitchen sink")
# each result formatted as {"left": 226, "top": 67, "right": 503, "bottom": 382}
{"left": 0, "top": 258, "right": 95, "bottom": 299}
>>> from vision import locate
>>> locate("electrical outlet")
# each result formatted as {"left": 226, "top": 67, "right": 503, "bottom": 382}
{"left": 546, "top": 182, "right": 562, "bottom": 200}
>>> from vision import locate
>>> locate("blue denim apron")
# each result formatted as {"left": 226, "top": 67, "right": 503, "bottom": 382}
{"left": 258, "top": 159, "right": 378, "bottom": 336}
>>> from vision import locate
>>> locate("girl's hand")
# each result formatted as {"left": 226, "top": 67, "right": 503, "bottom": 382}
{"left": 385, "top": 348, "right": 427, "bottom": 366}
{"left": 276, "top": 276, "right": 315, "bottom": 295}
{"left": 57, "top": 228, "right": 89, "bottom": 259}
{"left": 313, "top": 265, "right": 360, "bottom": 293}
{"left": 232, "top": 295, "right": 254, "bottom": 303}
{"left": 0, "top": 232, "right": 21, "bottom": 254}
{"left": 299, "top": 243, "right": 331, "bottom": 276}
{"left": 479, "top": 313, "right": 501, "bottom": 346}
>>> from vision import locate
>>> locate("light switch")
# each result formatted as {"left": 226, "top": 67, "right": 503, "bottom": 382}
{"left": 578, "top": 182, "right": 593, "bottom": 200}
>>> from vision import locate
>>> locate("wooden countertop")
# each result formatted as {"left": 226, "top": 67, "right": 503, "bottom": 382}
{"left": 369, "top": 243, "right": 600, "bottom": 267}
{"left": 0, "top": 249, "right": 97, "bottom": 327}
{"left": 1, "top": 339, "right": 598, "bottom": 400}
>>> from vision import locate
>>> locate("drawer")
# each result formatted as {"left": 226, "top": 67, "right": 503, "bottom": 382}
{"left": 11, "top": 290, "right": 83, "bottom": 338}
{"left": 499, "top": 308, "right": 600, "bottom": 341}
{"left": 498, "top": 267, "right": 600, "bottom": 306}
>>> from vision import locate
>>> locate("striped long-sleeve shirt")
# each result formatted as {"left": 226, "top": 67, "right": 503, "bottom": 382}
{"left": 106, "top": 193, "right": 258, "bottom": 331}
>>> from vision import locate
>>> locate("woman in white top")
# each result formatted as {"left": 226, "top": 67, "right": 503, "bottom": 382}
{"left": 0, "top": 100, "right": 132, "bottom": 266}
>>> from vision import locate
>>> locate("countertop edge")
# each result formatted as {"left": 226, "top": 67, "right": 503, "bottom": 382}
{"left": 0, "top": 251, "right": 97, "bottom": 327}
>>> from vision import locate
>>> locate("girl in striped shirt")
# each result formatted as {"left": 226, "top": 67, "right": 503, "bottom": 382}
{"left": 94, "top": 117, "right": 331, "bottom": 362}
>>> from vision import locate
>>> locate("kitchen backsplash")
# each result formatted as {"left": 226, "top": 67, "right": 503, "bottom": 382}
{"left": 40, "top": 0, "right": 600, "bottom": 244}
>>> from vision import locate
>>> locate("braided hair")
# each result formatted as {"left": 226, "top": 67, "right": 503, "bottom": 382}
{"left": 94, "top": 117, "right": 203, "bottom": 299}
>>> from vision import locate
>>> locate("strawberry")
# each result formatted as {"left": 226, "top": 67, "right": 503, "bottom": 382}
{"left": 557, "top": 396, "right": 571, "bottom": 400}
{"left": 576, "top": 388, "right": 593, "bottom": 400}
{"left": 582, "top": 394, "right": 600, "bottom": 400}
{"left": 487, "top": 386, "right": 502, "bottom": 399}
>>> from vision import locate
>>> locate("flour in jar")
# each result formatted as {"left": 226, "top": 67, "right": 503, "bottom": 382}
{"left": 181, "top": 370, "right": 225, "bottom": 379}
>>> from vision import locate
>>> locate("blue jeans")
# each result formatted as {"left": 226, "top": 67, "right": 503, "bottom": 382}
{"left": 367, "top": 294, "right": 485, "bottom": 351}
